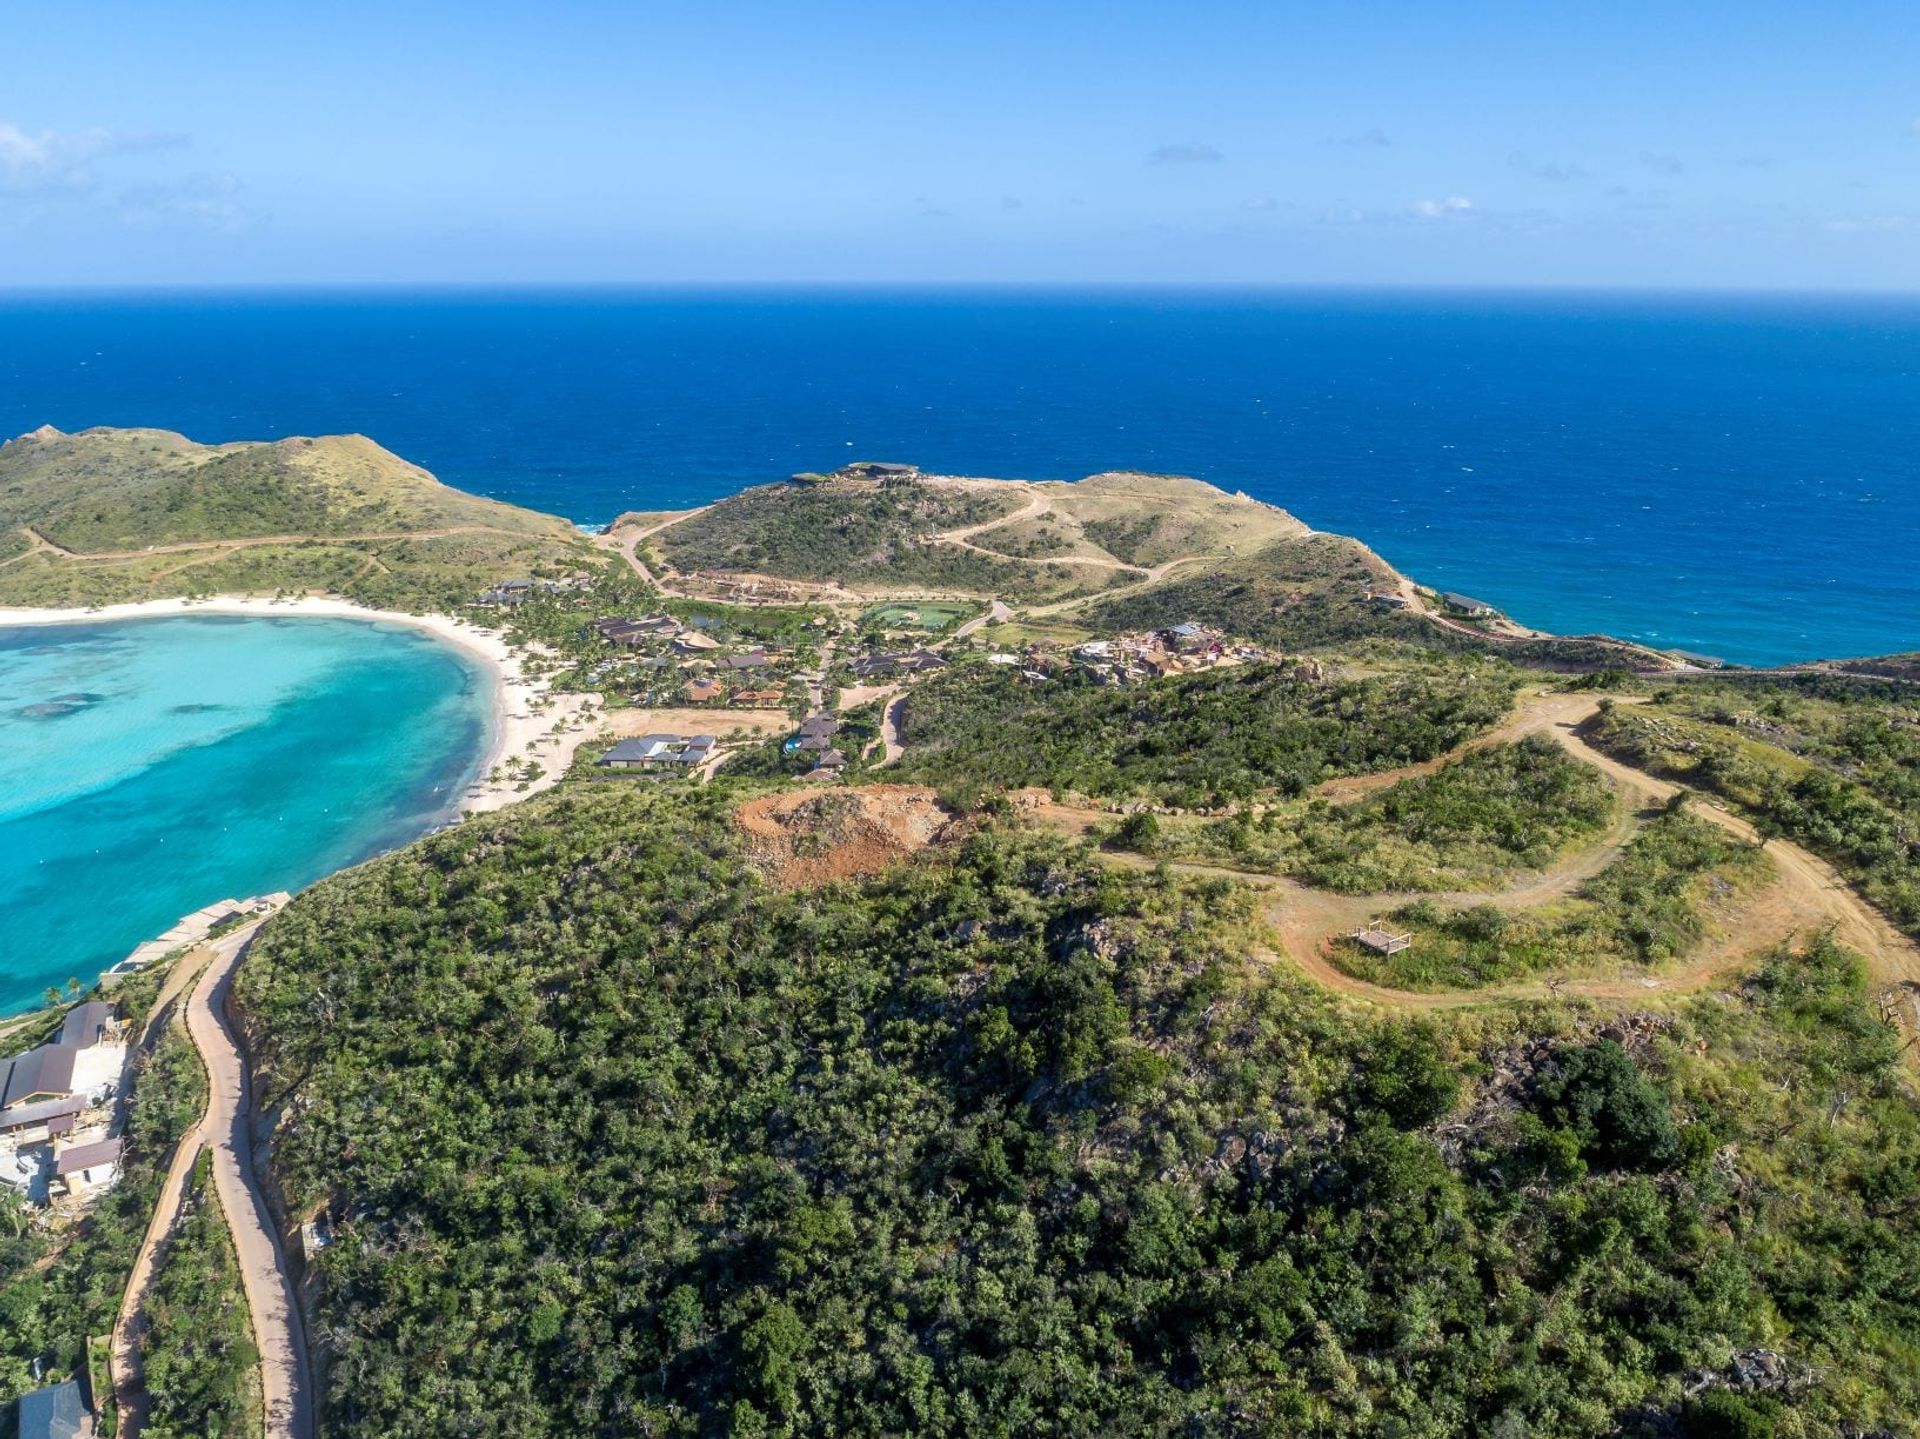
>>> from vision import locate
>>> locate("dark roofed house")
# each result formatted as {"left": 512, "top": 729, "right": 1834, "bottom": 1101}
{"left": 2, "top": 1044, "right": 79, "bottom": 1111}
{"left": 16, "top": 1378, "right": 92, "bottom": 1439}
{"left": 600, "top": 734, "right": 716, "bottom": 772}
{"left": 1441, "top": 593, "right": 1499, "bottom": 619}
{"left": 842, "top": 461, "right": 918, "bottom": 481}
{"left": 797, "top": 713, "right": 839, "bottom": 739}
{"left": 812, "top": 748, "right": 849, "bottom": 771}
{"left": 57, "top": 1002, "right": 117, "bottom": 1050}
{"left": 0, "top": 1094, "right": 86, "bottom": 1140}
{"left": 723, "top": 650, "right": 772, "bottom": 672}
{"left": 54, "top": 1136, "right": 122, "bottom": 1194}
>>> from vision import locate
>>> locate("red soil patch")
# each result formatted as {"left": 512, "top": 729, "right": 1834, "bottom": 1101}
{"left": 734, "top": 784, "right": 966, "bottom": 889}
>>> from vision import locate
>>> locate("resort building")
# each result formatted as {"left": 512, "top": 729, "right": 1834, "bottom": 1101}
{"left": 600, "top": 734, "right": 718, "bottom": 771}
{"left": 850, "top": 650, "right": 948, "bottom": 680}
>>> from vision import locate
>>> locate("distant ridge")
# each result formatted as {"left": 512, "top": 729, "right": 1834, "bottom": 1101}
{"left": 0, "top": 426, "right": 595, "bottom": 609}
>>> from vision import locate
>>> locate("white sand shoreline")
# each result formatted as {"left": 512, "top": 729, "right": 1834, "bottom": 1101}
{"left": 0, "top": 593, "right": 596, "bottom": 815}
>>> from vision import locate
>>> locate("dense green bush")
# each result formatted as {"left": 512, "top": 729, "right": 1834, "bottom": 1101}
{"left": 229, "top": 787, "right": 1920, "bottom": 1436}
{"left": 897, "top": 660, "right": 1516, "bottom": 805}
{"left": 1175, "top": 734, "right": 1616, "bottom": 890}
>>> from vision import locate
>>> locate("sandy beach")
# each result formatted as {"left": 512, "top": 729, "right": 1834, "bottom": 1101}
{"left": 0, "top": 593, "right": 598, "bottom": 815}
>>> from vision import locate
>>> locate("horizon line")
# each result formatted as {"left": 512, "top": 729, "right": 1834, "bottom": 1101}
{"left": 4, "top": 278, "right": 1920, "bottom": 302}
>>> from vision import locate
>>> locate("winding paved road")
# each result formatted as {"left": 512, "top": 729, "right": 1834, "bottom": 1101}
{"left": 190, "top": 926, "right": 317, "bottom": 1439}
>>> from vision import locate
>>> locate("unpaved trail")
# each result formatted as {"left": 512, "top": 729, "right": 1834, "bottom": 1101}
{"left": 1035, "top": 688, "right": 1920, "bottom": 1014}
{"left": 875, "top": 693, "right": 908, "bottom": 767}
{"left": 110, "top": 938, "right": 234, "bottom": 1438}
{"left": 17, "top": 522, "right": 531, "bottom": 562}
{"left": 931, "top": 487, "right": 1051, "bottom": 543}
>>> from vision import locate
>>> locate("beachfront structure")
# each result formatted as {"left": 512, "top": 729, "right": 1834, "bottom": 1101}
{"left": 1351, "top": 925, "right": 1414, "bottom": 956}
{"left": 105, "top": 893, "right": 288, "bottom": 980}
{"left": 16, "top": 1378, "right": 93, "bottom": 1439}
{"left": 595, "top": 614, "right": 684, "bottom": 647}
{"left": 601, "top": 734, "right": 718, "bottom": 771}
{"left": 1441, "top": 593, "right": 1499, "bottom": 619}
{"left": 54, "top": 1136, "right": 123, "bottom": 1196}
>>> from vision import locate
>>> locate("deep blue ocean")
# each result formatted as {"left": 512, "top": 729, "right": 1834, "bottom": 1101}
{"left": 2, "top": 287, "right": 1917, "bottom": 664}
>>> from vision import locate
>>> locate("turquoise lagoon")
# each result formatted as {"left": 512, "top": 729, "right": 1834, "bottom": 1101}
{"left": 0, "top": 614, "right": 493, "bottom": 1015}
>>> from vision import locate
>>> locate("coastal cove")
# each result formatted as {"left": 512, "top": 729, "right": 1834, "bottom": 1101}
{"left": 0, "top": 607, "right": 506, "bottom": 1015}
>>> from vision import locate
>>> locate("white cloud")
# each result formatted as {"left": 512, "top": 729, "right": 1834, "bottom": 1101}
{"left": 1241, "top": 196, "right": 1279, "bottom": 212}
{"left": 0, "top": 120, "right": 184, "bottom": 196}
{"left": 1412, "top": 195, "right": 1473, "bottom": 219}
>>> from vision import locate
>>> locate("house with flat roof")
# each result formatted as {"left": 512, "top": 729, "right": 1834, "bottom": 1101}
{"left": 1351, "top": 925, "right": 1414, "bottom": 956}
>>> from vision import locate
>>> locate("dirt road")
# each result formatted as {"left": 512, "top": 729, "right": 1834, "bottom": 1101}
{"left": 1040, "top": 688, "right": 1920, "bottom": 1014}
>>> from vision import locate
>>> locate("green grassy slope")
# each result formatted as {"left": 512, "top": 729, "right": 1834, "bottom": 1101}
{"left": 0, "top": 426, "right": 596, "bottom": 607}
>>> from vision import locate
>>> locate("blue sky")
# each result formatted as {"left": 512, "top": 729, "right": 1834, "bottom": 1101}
{"left": 3, "top": 0, "right": 1916, "bottom": 288}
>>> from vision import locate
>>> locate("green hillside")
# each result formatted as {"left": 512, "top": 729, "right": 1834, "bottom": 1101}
{"left": 0, "top": 425, "right": 596, "bottom": 608}
{"left": 228, "top": 783, "right": 1920, "bottom": 1438}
